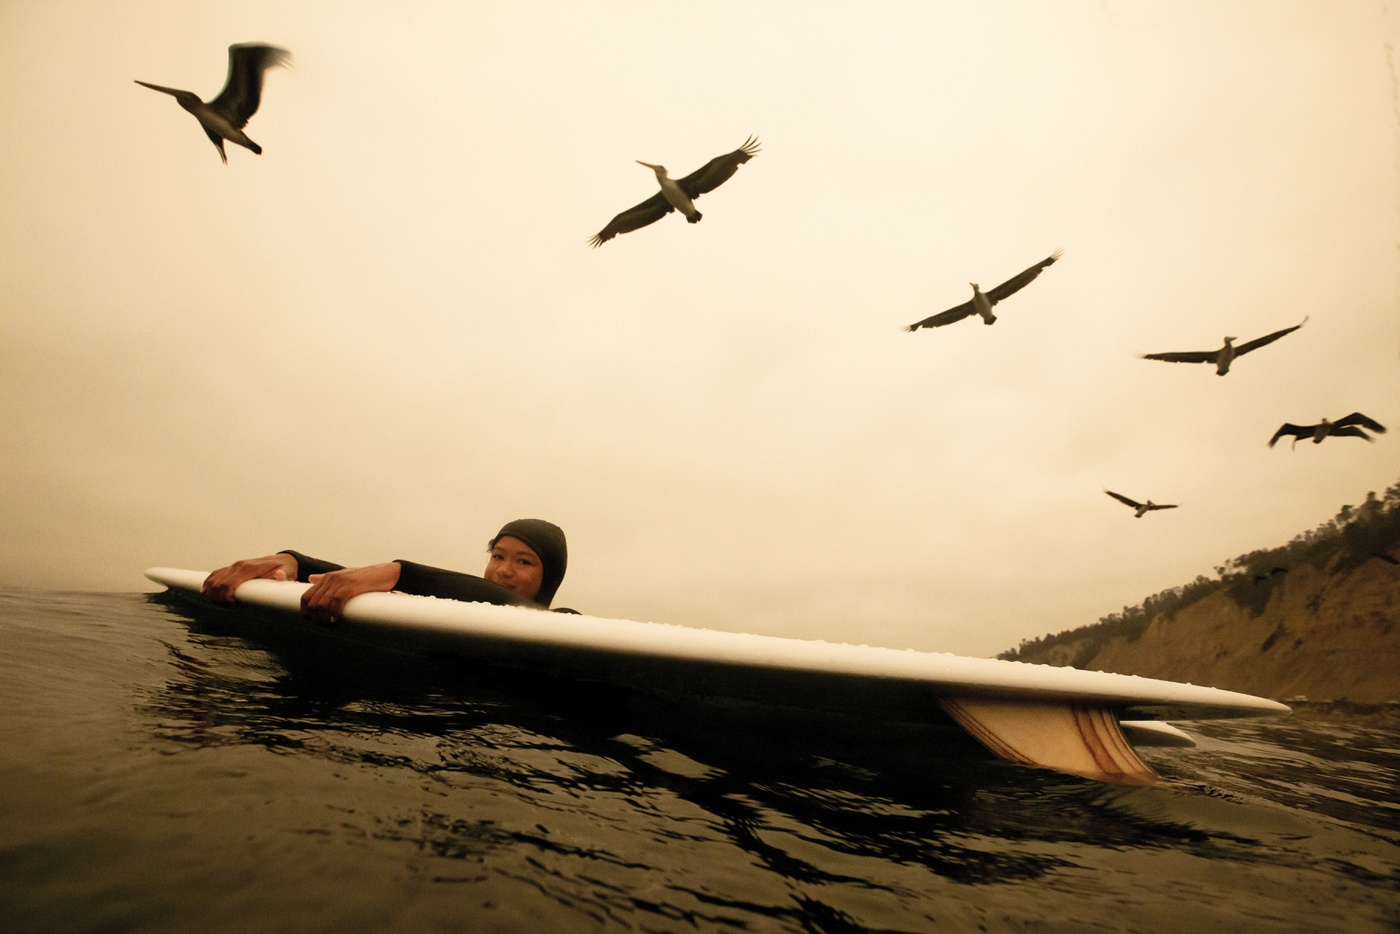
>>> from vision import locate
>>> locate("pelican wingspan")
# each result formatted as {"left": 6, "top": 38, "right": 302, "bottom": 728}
{"left": 1142, "top": 317, "right": 1306, "bottom": 369}
{"left": 589, "top": 136, "right": 760, "bottom": 247}
{"left": 1269, "top": 412, "right": 1385, "bottom": 448}
{"left": 905, "top": 250, "right": 1061, "bottom": 332}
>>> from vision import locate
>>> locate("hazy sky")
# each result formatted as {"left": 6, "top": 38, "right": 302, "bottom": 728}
{"left": 2, "top": 1, "right": 1397, "bottom": 657}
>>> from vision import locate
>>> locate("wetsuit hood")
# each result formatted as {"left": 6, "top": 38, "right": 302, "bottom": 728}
{"left": 490, "top": 518, "right": 567, "bottom": 607}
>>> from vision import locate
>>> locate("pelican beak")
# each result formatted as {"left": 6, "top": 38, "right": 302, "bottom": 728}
{"left": 636, "top": 161, "right": 662, "bottom": 170}
{"left": 134, "top": 80, "right": 183, "bottom": 96}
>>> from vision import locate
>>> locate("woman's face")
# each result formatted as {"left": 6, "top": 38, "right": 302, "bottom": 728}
{"left": 484, "top": 536, "right": 544, "bottom": 601}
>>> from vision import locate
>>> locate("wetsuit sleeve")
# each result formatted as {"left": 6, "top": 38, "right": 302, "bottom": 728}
{"left": 277, "top": 551, "right": 345, "bottom": 582}
{"left": 393, "top": 559, "right": 537, "bottom": 607}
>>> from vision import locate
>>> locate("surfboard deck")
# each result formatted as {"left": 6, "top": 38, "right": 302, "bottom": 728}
{"left": 146, "top": 567, "right": 1287, "bottom": 783}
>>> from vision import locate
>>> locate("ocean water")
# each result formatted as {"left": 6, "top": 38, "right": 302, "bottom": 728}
{"left": 1, "top": 588, "right": 1396, "bottom": 933}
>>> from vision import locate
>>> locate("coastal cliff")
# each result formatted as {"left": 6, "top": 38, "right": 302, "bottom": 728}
{"left": 1001, "top": 482, "right": 1400, "bottom": 704}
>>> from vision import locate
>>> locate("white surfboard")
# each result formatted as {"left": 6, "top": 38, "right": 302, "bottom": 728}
{"left": 146, "top": 567, "right": 1286, "bottom": 783}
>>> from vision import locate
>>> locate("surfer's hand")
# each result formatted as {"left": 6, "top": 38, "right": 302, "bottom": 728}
{"left": 202, "top": 554, "right": 296, "bottom": 604}
{"left": 301, "top": 562, "right": 402, "bottom": 625}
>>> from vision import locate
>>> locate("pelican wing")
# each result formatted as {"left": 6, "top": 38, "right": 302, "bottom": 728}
{"left": 589, "top": 191, "right": 674, "bottom": 248}
{"left": 676, "top": 136, "right": 761, "bottom": 199}
{"left": 986, "top": 251, "right": 1062, "bottom": 304}
{"left": 1234, "top": 316, "right": 1307, "bottom": 357}
{"left": 1140, "top": 349, "right": 1217, "bottom": 364}
{"left": 1268, "top": 423, "right": 1307, "bottom": 447}
{"left": 1149, "top": 503, "right": 1179, "bottom": 511}
{"left": 1104, "top": 490, "right": 1142, "bottom": 509}
{"left": 210, "top": 43, "right": 291, "bottom": 127}
{"left": 1334, "top": 412, "right": 1387, "bottom": 434}
{"left": 904, "top": 300, "right": 976, "bottom": 331}
{"left": 1330, "top": 426, "right": 1375, "bottom": 441}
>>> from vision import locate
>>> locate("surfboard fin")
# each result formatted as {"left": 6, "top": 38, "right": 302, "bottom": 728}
{"left": 939, "top": 697, "right": 1157, "bottom": 784}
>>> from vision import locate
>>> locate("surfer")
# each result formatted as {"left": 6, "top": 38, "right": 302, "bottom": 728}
{"left": 201, "top": 518, "right": 571, "bottom": 623}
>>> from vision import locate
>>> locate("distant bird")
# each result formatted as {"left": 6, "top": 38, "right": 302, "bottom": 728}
{"left": 1104, "top": 490, "right": 1178, "bottom": 518}
{"left": 136, "top": 43, "right": 291, "bottom": 163}
{"left": 905, "top": 252, "right": 1061, "bottom": 331}
{"left": 1253, "top": 566, "right": 1289, "bottom": 582}
{"left": 1139, "top": 317, "right": 1307, "bottom": 375}
{"left": 589, "top": 136, "right": 760, "bottom": 247}
{"left": 1268, "top": 412, "right": 1387, "bottom": 448}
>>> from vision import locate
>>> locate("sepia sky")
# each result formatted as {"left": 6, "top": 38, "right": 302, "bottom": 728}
{"left": 2, "top": 1, "right": 1397, "bottom": 658}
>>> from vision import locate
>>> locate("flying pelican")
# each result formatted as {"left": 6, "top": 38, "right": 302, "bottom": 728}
{"left": 588, "top": 136, "right": 761, "bottom": 247}
{"left": 904, "top": 252, "right": 1062, "bottom": 331}
{"left": 1139, "top": 317, "right": 1307, "bottom": 376}
{"left": 1267, "top": 412, "right": 1387, "bottom": 448}
{"left": 136, "top": 43, "right": 291, "bottom": 163}
{"left": 1104, "top": 490, "right": 1178, "bottom": 518}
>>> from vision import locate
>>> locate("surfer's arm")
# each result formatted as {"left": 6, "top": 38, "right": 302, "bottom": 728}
{"left": 393, "top": 559, "right": 536, "bottom": 607}
{"left": 298, "top": 561, "right": 401, "bottom": 624}
{"left": 202, "top": 552, "right": 303, "bottom": 604}
{"left": 296, "top": 560, "right": 535, "bottom": 624}
{"left": 276, "top": 550, "right": 346, "bottom": 582}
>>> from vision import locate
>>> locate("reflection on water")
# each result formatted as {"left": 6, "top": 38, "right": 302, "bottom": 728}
{"left": 1, "top": 587, "right": 1396, "bottom": 932}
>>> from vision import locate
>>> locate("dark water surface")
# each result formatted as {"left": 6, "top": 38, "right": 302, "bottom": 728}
{"left": 1, "top": 588, "right": 1396, "bottom": 933}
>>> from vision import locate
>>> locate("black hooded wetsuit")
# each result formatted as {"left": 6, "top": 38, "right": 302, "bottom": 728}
{"left": 276, "top": 551, "right": 578, "bottom": 613}
{"left": 276, "top": 517, "right": 575, "bottom": 612}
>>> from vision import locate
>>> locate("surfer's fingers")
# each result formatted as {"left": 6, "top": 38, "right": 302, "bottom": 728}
{"left": 202, "top": 567, "right": 241, "bottom": 604}
{"left": 301, "top": 575, "right": 347, "bottom": 625}
{"left": 300, "top": 578, "right": 328, "bottom": 618}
